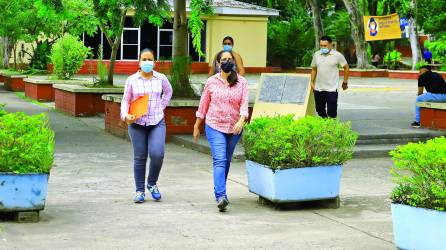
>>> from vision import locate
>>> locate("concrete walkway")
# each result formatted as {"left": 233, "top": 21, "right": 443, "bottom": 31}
{"left": 0, "top": 88, "right": 396, "bottom": 249}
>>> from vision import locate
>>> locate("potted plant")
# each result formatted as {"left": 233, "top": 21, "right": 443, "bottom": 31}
{"left": 243, "top": 115, "right": 357, "bottom": 204}
{"left": 0, "top": 106, "right": 55, "bottom": 220}
{"left": 389, "top": 137, "right": 446, "bottom": 250}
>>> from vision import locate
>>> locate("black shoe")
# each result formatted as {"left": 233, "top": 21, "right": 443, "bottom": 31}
{"left": 217, "top": 197, "right": 229, "bottom": 212}
{"left": 411, "top": 121, "right": 420, "bottom": 128}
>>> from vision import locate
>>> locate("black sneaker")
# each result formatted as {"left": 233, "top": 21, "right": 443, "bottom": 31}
{"left": 217, "top": 197, "right": 229, "bottom": 212}
{"left": 411, "top": 121, "right": 420, "bottom": 128}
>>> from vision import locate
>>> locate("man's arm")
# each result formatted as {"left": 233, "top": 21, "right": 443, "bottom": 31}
{"left": 310, "top": 67, "right": 317, "bottom": 91}
{"left": 342, "top": 64, "right": 350, "bottom": 90}
{"left": 418, "top": 87, "right": 424, "bottom": 96}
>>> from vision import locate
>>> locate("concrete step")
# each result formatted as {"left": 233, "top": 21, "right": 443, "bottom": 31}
{"left": 356, "top": 132, "right": 443, "bottom": 145}
{"left": 353, "top": 144, "right": 398, "bottom": 158}
{"left": 170, "top": 132, "right": 444, "bottom": 160}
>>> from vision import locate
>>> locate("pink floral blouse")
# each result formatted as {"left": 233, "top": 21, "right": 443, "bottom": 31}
{"left": 120, "top": 71, "right": 172, "bottom": 126}
{"left": 196, "top": 74, "right": 249, "bottom": 134}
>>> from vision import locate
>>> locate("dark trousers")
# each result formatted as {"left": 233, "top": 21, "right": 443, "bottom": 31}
{"left": 128, "top": 119, "right": 166, "bottom": 192}
{"left": 314, "top": 90, "right": 339, "bottom": 118}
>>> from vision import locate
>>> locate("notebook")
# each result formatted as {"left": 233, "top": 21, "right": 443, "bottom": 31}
{"left": 129, "top": 95, "right": 149, "bottom": 119}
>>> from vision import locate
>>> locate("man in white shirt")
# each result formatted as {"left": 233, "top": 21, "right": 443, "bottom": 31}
{"left": 310, "top": 35, "right": 350, "bottom": 118}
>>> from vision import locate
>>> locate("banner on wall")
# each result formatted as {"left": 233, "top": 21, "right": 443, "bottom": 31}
{"left": 363, "top": 13, "right": 402, "bottom": 41}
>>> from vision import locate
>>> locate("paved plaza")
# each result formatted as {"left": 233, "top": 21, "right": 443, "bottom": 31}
{"left": 0, "top": 76, "right": 442, "bottom": 249}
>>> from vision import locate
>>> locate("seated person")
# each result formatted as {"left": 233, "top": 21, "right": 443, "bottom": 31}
{"left": 423, "top": 49, "right": 433, "bottom": 64}
{"left": 411, "top": 65, "right": 446, "bottom": 128}
{"left": 208, "top": 36, "right": 245, "bottom": 76}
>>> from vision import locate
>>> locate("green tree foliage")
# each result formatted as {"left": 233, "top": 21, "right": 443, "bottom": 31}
{"left": 0, "top": 112, "right": 55, "bottom": 174}
{"left": 416, "top": 0, "right": 446, "bottom": 36}
{"left": 50, "top": 34, "right": 90, "bottom": 80}
{"left": 0, "top": 0, "right": 97, "bottom": 70}
{"left": 189, "top": 0, "right": 213, "bottom": 57}
{"left": 390, "top": 137, "right": 446, "bottom": 211}
{"left": 243, "top": 115, "right": 357, "bottom": 169}
{"left": 91, "top": 0, "right": 170, "bottom": 84}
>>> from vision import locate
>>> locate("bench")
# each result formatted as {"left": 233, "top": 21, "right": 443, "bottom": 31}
{"left": 418, "top": 102, "right": 446, "bottom": 130}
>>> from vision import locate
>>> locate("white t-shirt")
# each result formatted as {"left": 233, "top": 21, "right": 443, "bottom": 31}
{"left": 310, "top": 50, "right": 348, "bottom": 92}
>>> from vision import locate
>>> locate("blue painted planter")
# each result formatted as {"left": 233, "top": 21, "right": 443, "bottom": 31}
{"left": 0, "top": 173, "right": 49, "bottom": 211}
{"left": 391, "top": 203, "right": 446, "bottom": 250}
{"left": 245, "top": 160, "right": 342, "bottom": 203}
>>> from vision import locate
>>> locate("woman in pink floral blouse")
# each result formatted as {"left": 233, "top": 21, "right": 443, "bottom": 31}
{"left": 193, "top": 50, "right": 249, "bottom": 212}
{"left": 121, "top": 48, "right": 172, "bottom": 203}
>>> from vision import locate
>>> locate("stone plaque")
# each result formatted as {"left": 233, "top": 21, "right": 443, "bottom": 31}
{"left": 281, "top": 76, "right": 308, "bottom": 104}
{"left": 258, "top": 75, "right": 308, "bottom": 104}
{"left": 258, "top": 75, "right": 286, "bottom": 103}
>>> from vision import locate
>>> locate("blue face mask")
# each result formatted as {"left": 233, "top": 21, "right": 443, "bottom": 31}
{"left": 320, "top": 48, "right": 330, "bottom": 54}
{"left": 140, "top": 61, "right": 154, "bottom": 73}
{"left": 223, "top": 45, "right": 233, "bottom": 52}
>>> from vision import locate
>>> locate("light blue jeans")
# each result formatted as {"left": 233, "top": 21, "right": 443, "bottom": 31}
{"left": 205, "top": 124, "right": 242, "bottom": 201}
{"left": 415, "top": 92, "right": 446, "bottom": 122}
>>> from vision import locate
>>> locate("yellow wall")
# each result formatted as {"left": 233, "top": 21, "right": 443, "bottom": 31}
{"left": 205, "top": 16, "right": 268, "bottom": 68}
{"left": 8, "top": 41, "right": 34, "bottom": 64}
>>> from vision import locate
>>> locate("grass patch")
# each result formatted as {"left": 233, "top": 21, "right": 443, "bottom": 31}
{"left": 14, "top": 92, "right": 52, "bottom": 108}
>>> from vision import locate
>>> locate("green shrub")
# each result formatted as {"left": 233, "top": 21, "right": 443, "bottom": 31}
{"left": 415, "top": 61, "right": 429, "bottom": 70}
{"left": 92, "top": 44, "right": 110, "bottom": 87}
{"left": 50, "top": 34, "right": 90, "bottom": 80}
{"left": 0, "top": 104, "right": 6, "bottom": 117}
{"left": 170, "top": 56, "right": 196, "bottom": 98}
{"left": 243, "top": 115, "right": 357, "bottom": 170}
{"left": 390, "top": 137, "right": 446, "bottom": 211}
{"left": 384, "top": 50, "right": 402, "bottom": 69}
{"left": 0, "top": 112, "right": 55, "bottom": 174}
{"left": 424, "top": 36, "right": 446, "bottom": 64}
{"left": 30, "top": 40, "right": 52, "bottom": 70}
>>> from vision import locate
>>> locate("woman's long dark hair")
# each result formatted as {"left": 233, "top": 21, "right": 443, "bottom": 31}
{"left": 216, "top": 50, "right": 238, "bottom": 87}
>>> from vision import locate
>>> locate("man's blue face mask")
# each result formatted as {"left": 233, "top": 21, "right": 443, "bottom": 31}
{"left": 320, "top": 48, "right": 330, "bottom": 54}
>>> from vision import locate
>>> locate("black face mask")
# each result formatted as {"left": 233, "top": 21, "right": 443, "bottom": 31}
{"left": 220, "top": 61, "right": 234, "bottom": 73}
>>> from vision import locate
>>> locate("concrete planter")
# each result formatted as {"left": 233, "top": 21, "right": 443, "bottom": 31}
{"left": 54, "top": 84, "right": 123, "bottom": 116}
{"left": 0, "top": 173, "right": 49, "bottom": 211}
{"left": 418, "top": 102, "right": 446, "bottom": 130}
{"left": 102, "top": 94, "right": 255, "bottom": 141}
{"left": 3, "top": 74, "right": 27, "bottom": 91}
{"left": 391, "top": 203, "right": 446, "bottom": 250}
{"left": 24, "top": 77, "right": 91, "bottom": 102}
{"left": 102, "top": 95, "right": 205, "bottom": 141}
{"left": 245, "top": 160, "right": 342, "bottom": 203}
{"left": 340, "top": 69, "right": 388, "bottom": 77}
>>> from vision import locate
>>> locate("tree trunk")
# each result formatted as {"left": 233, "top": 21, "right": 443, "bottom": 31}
{"left": 108, "top": 37, "right": 121, "bottom": 85}
{"left": 13, "top": 43, "right": 17, "bottom": 70}
{"left": 105, "top": 10, "right": 127, "bottom": 85}
{"left": 343, "top": 0, "right": 368, "bottom": 68}
{"left": 173, "top": 0, "right": 188, "bottom": 58}
{"left": 408, "top": 17, "right": 420, "bottom": 70}
{"left": 2, "top": 37, "right": 14, "bottom": 68}
{"left": 307, "top": 0, "right": 324, "bottom": 49}
{"left": 409, "top": 0, "right": 420, "bottom": 70}
{"left": 172, "top": 0, "right": 193, "bottom": 97}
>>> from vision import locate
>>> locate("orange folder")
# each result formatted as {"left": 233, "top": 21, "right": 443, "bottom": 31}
{"left": 129, "top": 95, "right": 149, "bottom": 119}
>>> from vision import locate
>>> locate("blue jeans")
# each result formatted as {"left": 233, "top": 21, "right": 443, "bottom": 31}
{"left": 128, "top": 119, "right": 166, "bottom": 192}
{"left": 415, "top": 92, "right": 446, "bottom": 122}
{"left": 205, "top": 124, "right": 242, "bottom": 200}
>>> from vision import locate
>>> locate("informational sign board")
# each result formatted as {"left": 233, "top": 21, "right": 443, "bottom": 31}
{"left": 364, "top": 13, "right": 402, "bottom": 41}
{"left": 251, "top": 73, "right": 315, "bottom": 119}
